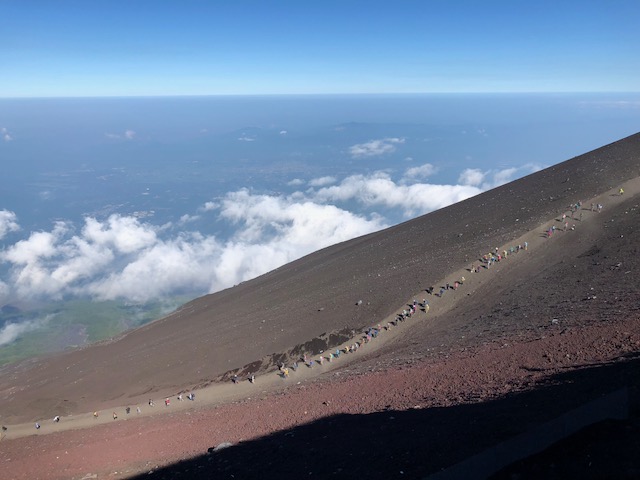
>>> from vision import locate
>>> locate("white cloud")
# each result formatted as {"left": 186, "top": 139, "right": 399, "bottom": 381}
{"left": 0, "top": 315, "right": 54, "bottom": 346}
{"left": 280, "top": 130, "right": 288, "bottom": 135}
{"left": 0, "top": 210, "right": 20, "bottom": 239}
{"left": 2, "top": 127, "right": 13, "bottom": 142}
{"left": 349, "top": 137, "right": 405, "bottom": 158}
{"left": 105, "top": 130, "right": 136, "bottom": 140}
{"left": 238, "top": 136, "right": 256, "bottom": 142}
{"left": 459, "top": 165, "right": 541, "bottom": 189}
{"left": 287, "top": 178, "right": 305, "bottom": 186}
{"left": 458, "top": 168, "right": 486, "bottom": 187}
{"left": 403, "top": 163, "right": 436, "bottom": 180}
{"left": 308, "top": 176, "right": 337, "bottom": 187}
{"left": 179, "top": 214, "right": 200, "bottom": 225}
{"left": 312, "top": 171, "right": 482, "bottom": 218}
{"left": 492, "top": 167, "right": 518, "bottom": 186}
{"left": 0, "top": 198, "right": 384, "bottom": 305}
{"left": 201, "top": 201, "right": 219, "bottom": 212}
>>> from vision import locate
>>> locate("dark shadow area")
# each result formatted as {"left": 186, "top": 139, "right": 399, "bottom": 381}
{"left": 130, "top": 355, "right": 640, "bottom": 480}
{"left": 489, "top": 417, "right": 640, "bottom": 480}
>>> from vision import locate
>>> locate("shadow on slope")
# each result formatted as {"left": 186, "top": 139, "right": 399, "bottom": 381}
{"left": 131, "top": 354, "right": 640, "bottom": 480}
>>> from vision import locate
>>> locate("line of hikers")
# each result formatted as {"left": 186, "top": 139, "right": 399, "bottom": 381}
{"left": 36, "top": 192, "right": 613, "bottom": 432}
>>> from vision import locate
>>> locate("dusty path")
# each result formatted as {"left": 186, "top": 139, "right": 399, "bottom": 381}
{"left": 2, "top": 177, "right": 637, "bottom": 444}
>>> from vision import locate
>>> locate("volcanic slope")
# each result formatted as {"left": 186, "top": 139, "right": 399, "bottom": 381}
{"left": 0, "top": 132, "right": 639, "bottom": 424}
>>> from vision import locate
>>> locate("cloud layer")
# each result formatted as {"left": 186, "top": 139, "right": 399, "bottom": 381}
{"left": 0, "top": 162, "right": 538, "bottom": 310}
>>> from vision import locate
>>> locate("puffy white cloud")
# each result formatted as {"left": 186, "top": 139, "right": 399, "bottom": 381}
{"left": 459, "top": 165, "right": 541, "bottom": 190}
{"left": 312, "top": 171, "right": 482, "bottom": 218}
{"left": 179, "top": 214, "right": 200, "bottom": 225}
{"left": 0, "top": 197, "right": 384, "bottom": 305}
{"left": 0, "top": 210, "right": 20, "bottom": 239}
{"left": 492, "top": 167, "right": 518, "bottom": 187}
{"left": 82, "top": 215, "right": 157, "bottom": 254}
{"left": 0, "top": 315, "right": 54, "bottom": 346}
{"left": 308, "top": 176, "right": 337, "bottom": 187}
{"left": 349, "top": 137, "right": 405, "bottom": 158}
{"left": 201, "top": 201, "right": 219, "bottom": 212}
{"left": 287, "top": 178, "right": 305, "bottom": 186}
{"left": 458, "top": 168, "right": 486, "bottom": 187}
{"left": 403, "top": 163, "right": 436, "bottom": 180}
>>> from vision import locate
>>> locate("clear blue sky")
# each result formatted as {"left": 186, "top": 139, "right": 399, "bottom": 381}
{"left": 1, "top": 0, "right": 639, "bottom": 97}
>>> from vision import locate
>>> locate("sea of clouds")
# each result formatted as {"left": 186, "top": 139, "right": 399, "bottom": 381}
{"left": 0, "top": 140, "right": 540, "bottom": 312}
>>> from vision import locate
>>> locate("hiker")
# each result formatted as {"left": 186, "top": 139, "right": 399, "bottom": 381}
{"left": 113, "top": 412, "right": 117, "bottom": 420}
{"left": 165, "top": 398, "right": 170, "bottom": 407}
{"left": 232, "top": 374, "right": 239, "bottom": 384}
{"left": 283, "top": 368, "right": 289, "bottom": 378}
{"left": 136, "top": 407, "right": 141, "bottom": 414}
{"left": 35, "top": 422, "right": 40, "bottom": 430}
{"left": 149, "top": 399, "right": 154, "bottom": 407}
{"left": 53, "top": 416, "right": 60, "bottom": 423}
{"left": 177, "top": 394, "right": 183, "bottom": 401}
{"left": 249, "top": 374, "right": 255, "bottom": 383}
{"left": 126, "top": 407, "right": 131, "bottom": 414}
{"left": 439, "top": 287, "right": 445, "bottom": 297}
{"left": 524, "top": 241, "right": 528, "bottom": 250}
{"left": 619, "top": 188, "right": 624, "bottom": 195}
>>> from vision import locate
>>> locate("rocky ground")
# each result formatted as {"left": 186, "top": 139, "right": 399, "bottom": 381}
{"left": 1, "top": 176, "right": 639, "bottom": 479}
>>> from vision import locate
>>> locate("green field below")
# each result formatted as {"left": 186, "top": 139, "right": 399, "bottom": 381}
{"left": 0, "top": 296, "right": 191, "bottom": 366}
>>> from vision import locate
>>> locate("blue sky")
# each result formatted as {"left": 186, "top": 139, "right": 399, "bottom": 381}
{"left": 2, "top": 0, "right": 639, "bottom": 97}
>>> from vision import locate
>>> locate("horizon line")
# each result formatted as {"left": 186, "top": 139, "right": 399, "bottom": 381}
{"left": 2, "top": 91, "right": 640, "bottom": 100}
